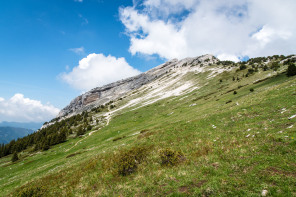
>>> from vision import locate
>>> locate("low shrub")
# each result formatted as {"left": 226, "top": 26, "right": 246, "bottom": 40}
{"left": 116, "top": 146, "right": 149, "bottom": 176}
{"left": 250, "top": 88, "right": 254, "bottom": 92}
{"left": 233, "top": 91, "right": 237, "bottom": 95}
{"left": 86, "top": 125, "right": 92, "bottom": 131}
{"left": 247, "top": 68, "right": 255, "bottom": 74}
{"left": 76, "top": 126, "right": 85, "bottom": 137}
{"left": 239, "top": 65, "right": 247, "bottom": 70}
{"left": 159, "top": 148, "right": 185, "bottom": 167}
{"left": 287, "top": 63, "right": 296, "bottom": 77}
{"left": 16, "top": 185, "right": 47, "bottom": 197}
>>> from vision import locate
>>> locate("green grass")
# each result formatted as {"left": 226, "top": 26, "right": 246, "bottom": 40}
{"left": 1, "top": 66, "right": 296, "bottom": 196}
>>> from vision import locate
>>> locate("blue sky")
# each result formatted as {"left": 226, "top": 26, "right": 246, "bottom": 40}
{"left": 0, "top": 0, "right": 295, "bottom": 123}
{"left": 0, "top": 0, "right": 164, "bottom": 123}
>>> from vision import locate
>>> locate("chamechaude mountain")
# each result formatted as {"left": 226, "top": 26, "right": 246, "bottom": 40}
{"left": 1, "top": 54, "right": 296, "bottom": 196}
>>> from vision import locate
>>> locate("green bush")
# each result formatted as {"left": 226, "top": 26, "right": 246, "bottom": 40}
{"left": 287, "top": 63, "right": 296, "bottom": 77}
{"left": 239, "top": 65, "right": 247, "bottom": 70}
{"left": 263, "top": 65, "right": 268, "bottom": 71}
{"left": 116, "top": 146, "right": 149, "bottom": 176}
{"left": 270, "top": 61, "right": 280, "bottom": 71}
{"left": 76, "top": 126, "right": 85, "bottom": 137}
{"left": 86, "top": 125, "right": 92, "bottom": 131}
{"left": 250, "top": 88, "right": 254, "bottom": 92}
{"left": 159, "top": 148, "right": 185, "bottom": 167}
{"left": 247, "top": 68, "right": 255, "bottom": 74}
{"left": 17, "top": 185, "right": 47, "bottom": 197}
{"left": 233, "top": 91, "right": 237, "bottom": 95}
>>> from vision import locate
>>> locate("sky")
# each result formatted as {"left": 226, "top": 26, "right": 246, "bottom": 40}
{"left": 0, "top": 0, "right": 295, "bottom": 123}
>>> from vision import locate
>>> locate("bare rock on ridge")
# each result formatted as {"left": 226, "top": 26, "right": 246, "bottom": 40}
{"left": 58, "top": 54, "right": 218, "bottom": 118}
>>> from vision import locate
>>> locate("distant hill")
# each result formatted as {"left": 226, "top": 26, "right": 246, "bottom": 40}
{"left": 0, "top": 121, "right": 43, "bottom": 131}
{"left": 0, "top": 127, "right": 34, "bottom": 144}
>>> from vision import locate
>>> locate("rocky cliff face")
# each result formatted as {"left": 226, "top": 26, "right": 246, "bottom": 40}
{"left": 58, "top": 54, "right": 219, "bottom": 117}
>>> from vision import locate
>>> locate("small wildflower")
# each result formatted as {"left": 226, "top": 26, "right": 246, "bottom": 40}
{"left": 261, "top": 190, "right": 268, "bottom": 196}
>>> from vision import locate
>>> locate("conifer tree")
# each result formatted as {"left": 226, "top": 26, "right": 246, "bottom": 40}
{"left": 11, "top": 152, "right": 19, "bottom": 162}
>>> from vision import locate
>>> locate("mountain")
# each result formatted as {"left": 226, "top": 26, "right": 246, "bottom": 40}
{"left": 0, "top": 127, "right": 34, "bottom": 144}
{"left": 1, "top": 54, "right": 296, "bottom": 196}
{"left": 0, "top": 121, "right": 43, "bottom": 131}
{"left": 57, "top": 54, "right": 219, "bottom": 118}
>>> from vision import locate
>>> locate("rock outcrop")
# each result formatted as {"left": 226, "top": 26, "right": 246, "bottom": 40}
{"left": 58, "top": 54, "right": 219, "bottom": 117}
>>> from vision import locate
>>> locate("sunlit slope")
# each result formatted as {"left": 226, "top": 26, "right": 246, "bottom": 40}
{"left": 1, "top": 61, "right": 296, "bottom": 196}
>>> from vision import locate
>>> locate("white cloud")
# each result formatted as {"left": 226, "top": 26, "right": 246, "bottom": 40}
{"left": 252, "top": 25, "right": 292, "bottom": 47}
{"left": 61, "top": 53, "right": 141, "bottom": 91}
{"left": 74, "top": 0, "right": 83, "bottom": 2}
{"left": 0, "top": 94, "right": 60, "bottom": 123}
{"left": 217, "top": 54, "right": 240, "bottom": 62}
{"left": 120, "top": 0, "right": 296, "bottom": 60}
{"left": 69, "top": 46, "right": 85, "bottom": 55}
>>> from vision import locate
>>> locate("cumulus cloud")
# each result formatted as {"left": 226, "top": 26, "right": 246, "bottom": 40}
{"left": 61, "top": 53, "right": 141, "bottom": 91}
{"left": 0, "top": 94, "right": 60, "bottom": 123}
{"left": 120, "top": 0, "right": 296, "bottom": 61}
{"left": 69, "top": 46, "right": 85, "bottom": 55}
{"left": 74, "top": 0, "right": 83, "bottom": 2}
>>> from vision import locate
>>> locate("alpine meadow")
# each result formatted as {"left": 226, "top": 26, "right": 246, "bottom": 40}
{"left": 1, "top": 54, "right": 296, "bottom": 196}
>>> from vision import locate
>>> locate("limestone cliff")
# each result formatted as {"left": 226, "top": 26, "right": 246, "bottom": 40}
{"left": 58, "top": 54, "right": 219, "bottom": 117}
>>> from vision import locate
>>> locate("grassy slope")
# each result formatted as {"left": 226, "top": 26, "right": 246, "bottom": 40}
{"left": 0, "top": 67, "right": 296, "bottom": 196}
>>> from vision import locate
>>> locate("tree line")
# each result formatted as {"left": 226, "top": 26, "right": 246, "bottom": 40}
{"left": 0, "top": 111, "right": 91, "bottom": 158}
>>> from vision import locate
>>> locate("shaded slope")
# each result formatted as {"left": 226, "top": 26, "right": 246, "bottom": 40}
{"left": 0, "top": 127, "right": 33, "bottom": 144}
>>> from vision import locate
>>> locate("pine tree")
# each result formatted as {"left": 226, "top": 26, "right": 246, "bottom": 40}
{"left": 11, "top": 152, "right": 19, "bottom": 162}
{"left": 59, "top": 132, "right": 67, "bottom": 143}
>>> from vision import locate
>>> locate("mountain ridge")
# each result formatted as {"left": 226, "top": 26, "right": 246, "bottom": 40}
{"left": 0, "top": 127, "right": 34, "bottom": 144}
{"left": 58, "top": 54, "right": 219, "bottom": 118}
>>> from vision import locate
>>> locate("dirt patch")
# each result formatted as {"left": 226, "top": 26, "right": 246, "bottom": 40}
{"left": 179, "top": 186, "right": 189, "bottom": 193}
{"left": 178, "top": 180, "right": 207, "bottom": 194}
{"left": 24, "top": 160, "right": 34, "bottom": 165}
{"left": 66, "top": 152, "right": 82, "bottom": 158}
{"left": 138, "top": 131, "right": 155, "bottom": 139}
{"left": 159, "top": 184, "right": 167, "bottom": 188}
{"left": 267, "top": 167, "right": 296, "bottom": 177}
{"left": 112, "top": 136, "right": 126, "bottom": 142}
{"left": 195, "top": 180, "right": 207, "bottom": 188}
